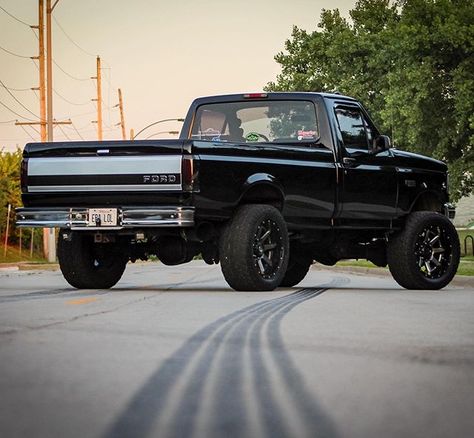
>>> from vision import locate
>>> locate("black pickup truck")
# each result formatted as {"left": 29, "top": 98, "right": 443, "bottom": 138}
{"left": 16, "top": 92, "right": 460, "bottom": 291}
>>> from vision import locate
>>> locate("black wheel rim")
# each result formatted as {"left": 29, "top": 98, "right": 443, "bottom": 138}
{"left": 414, "top": 223, "right": 453, "bottom": 279}
{"left": 252, "top": 218, "right": 285, "bottom": 280}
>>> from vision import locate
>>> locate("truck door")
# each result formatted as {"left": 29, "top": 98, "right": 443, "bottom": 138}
{"left": 333, "top": 103, "right": 397, "bottom": 227}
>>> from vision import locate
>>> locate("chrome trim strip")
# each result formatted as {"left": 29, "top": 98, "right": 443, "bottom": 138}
{"left": 16, "top": 206, "right": 195, "bottom": 229}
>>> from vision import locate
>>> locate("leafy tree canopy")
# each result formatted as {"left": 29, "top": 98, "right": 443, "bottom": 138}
{"left": 266, "top": 0, "right": 473, "bottom": 200}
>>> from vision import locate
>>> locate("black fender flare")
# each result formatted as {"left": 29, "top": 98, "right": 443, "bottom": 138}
{"left": 238, "top": 173, "right": 285, "bottom": 211}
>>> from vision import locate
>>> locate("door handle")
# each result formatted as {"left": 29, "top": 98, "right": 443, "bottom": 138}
{"left": 343, "top": 157, "right": 357, "bottom": 167}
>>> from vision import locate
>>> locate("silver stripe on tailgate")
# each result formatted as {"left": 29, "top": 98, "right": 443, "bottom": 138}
{"left": 28, "top": 155, "right": 181, "bottom": 175}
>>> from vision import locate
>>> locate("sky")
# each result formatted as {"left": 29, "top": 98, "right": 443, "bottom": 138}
{"left": 0, "top": 0, "right": 356, "bottom": 151}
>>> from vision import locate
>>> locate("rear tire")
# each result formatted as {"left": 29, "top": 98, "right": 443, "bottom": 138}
{"left": 220, "top": 205, "right": 289, "bottom": 291}
{"left": 57, "top": 231, "right": 128, "bottom": 289}
{"left": 387, "top": 212, "right": 460, "bottom": 290}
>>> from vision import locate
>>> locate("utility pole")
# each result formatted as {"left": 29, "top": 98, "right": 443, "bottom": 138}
{"left": 91, "top": 56, "right": 103, "bottom": 140}
{"left": 46, "top": 0, "right": 58, "bottom": 143}
{"left": 19, "top": 1, "right": 69, "bottom": 261}
{"left": 30, "top": 0, "right": 46, "bottom": 141}
{"left": 46, "top": 0, "right": 59, "bottom": 262}
{"left": 118, "top": 88, "right": 126, "bottom": 140}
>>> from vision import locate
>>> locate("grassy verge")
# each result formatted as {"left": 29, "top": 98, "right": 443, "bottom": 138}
{"left": 0, "top": 245, "right": 47, "bottom": 264}
{"left": 337, "top": 257, "right": 474, "bottom": 276}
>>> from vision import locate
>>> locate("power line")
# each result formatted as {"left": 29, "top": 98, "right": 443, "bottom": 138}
{"left": 0, "top": 5, "right": 31, "bottom": 27}
{"left": 0, "top": 82, "right": 32, "bottom": 92}
{"left": 18, "top": 124, "right": 37, "bottom": 141}
{"left": 52, "top": 15, "right": 96, "bottom": 58}
{"left": 0, "top": 79, "right": 39, "bottom": 118}
{"left": 0, "top": 99, "right": 36, "bottom": 121}
{"left": 53, "top": 88, "right": 91, "bottom": 106}
{"left": 0, "top": 44, "right": 32, "bottom": 59}
{"left": 57, "top": 124, "right": 71, "bottom": 140}
{"left": 70, "top": 121, "right": 85, "bottom": 140}
{"left": 0, "top": 119, "right": 16, "bottom": 124}
{"left": 53, "top": 59, "right": 90, "bottom": 81}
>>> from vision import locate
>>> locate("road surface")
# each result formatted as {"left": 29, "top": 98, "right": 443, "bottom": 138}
{"left": 0, "top": 261, "right": 473, "bottom": 438}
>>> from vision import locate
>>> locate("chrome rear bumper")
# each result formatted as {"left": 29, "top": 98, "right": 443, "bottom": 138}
{"left": 16, "top": 206, "right": 195, "bottom": 229}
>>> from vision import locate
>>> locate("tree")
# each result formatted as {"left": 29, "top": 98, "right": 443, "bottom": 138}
{"left": 0, "top": 148, "right": 23, "bottom": 243}
{"left": 266, "top": 0, "right": 474, "bottom": 200}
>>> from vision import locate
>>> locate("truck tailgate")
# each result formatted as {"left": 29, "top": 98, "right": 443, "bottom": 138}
{"left": 23, "top": 139, "right": 188, "bottom": 194}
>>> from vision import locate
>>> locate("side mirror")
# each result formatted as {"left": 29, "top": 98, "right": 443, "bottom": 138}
{"left": 371, "top": 135, "right": 391, "bottom": 154}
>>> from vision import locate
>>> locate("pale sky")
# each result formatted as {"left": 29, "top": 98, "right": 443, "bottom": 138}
{"left": 0, "top": 0, "right": 355, "bottom": 151}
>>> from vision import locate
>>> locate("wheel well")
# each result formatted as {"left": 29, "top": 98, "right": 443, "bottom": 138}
{"left": 239, "top": 184, "right": 284, "bottom": 211}
{"left": 410, "top": 192, "right": 443, "bottom": 213}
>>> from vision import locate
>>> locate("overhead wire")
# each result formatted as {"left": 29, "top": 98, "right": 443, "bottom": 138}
{"left": 0, "top": 99, "right": 36, "bottom": 121}
{"left": 0, "top": 44, "right": 32, "bottom": 59}
{"left": 18, "top": 125, "right": 37, "bottom": 141}
{"left": 1, "top": 84, "right": 33, "bottom": 92}
{"left": 53, "top": 88, "right": 91, "bottom": 106}
{"left": 52, "top": 16, "right": 96, "bottom": 58}
{"left": 57, "top": 124, "right": 71, "bottom": 140}
{"left": 0, "top": 119, "right": 16, "bottom": 124}
{"left": 0, "top": 5, "right": 32, "bottom": 27}
{"left": 70, "top": 121, "right": 85, "bottom": 140}
{"left": 53, "top": 59, "right": 90, "bottom": 81}
{"left": 0, "top": 79, "right": 39, "bottom": 118}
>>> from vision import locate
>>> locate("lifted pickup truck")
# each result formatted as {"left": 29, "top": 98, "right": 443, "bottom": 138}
{"left": 17, "top": 92, "right": 460, "bottom": 291}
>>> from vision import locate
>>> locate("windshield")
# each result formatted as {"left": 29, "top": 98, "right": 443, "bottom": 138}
{"left": 190, "top": 100, "right": 318, "bottom": 144}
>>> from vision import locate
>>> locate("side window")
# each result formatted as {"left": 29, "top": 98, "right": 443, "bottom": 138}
{"left": 335, "top": 106, "right": 371, "bottom": 150}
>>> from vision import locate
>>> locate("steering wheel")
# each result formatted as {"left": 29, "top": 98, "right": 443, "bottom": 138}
{"left": 245, "top": 132, "right": 269, "bottom": 142}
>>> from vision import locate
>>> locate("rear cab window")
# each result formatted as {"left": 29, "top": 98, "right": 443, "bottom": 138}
{"left": 190, "top": 100, "right": 319, "bottom": 145}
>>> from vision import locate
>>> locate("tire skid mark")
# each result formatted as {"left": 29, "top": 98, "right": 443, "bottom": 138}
{"left": 103, "top": 286, "right": 339, "bottom": 438}
{"left": 0, "top": 288, "right": 76, "bottom": 303}
{"left": 166, "top": 290, "right": 314, "bottom": 438}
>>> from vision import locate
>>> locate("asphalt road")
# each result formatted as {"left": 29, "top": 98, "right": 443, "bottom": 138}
{"left": 0, "top": 261, "right": 473, "bottom": 438}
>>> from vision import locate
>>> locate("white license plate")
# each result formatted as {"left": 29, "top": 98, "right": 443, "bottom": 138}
{"left": 88, "top": 208, "right": 117, "bottom": 226}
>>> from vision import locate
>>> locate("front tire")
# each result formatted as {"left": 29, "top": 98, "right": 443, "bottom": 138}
{"left": 58, "top": 231, "right": 128, "bottom": 289}
{"left": 387, "top": 212, "right": 460, "bottom": 290}
{"left": 220, "top": 205, "right": 289, "bottom": 291}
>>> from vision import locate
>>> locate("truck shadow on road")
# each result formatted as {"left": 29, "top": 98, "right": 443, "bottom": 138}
{"left": 103, "top": 285, "right": 342, "bottom": 438}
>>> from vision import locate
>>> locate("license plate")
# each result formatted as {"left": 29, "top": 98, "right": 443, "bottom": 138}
{"left": 88, "top": 208, "right": 117, "bottom": 226}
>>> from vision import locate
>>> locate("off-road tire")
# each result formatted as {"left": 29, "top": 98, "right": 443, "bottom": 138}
{"left": 220, "top": 205, "right": 289, "bottom": 291}
{"left": 57, "top": 231, "right": 128, "bottom": 289}
{"left": 387, "top": 212, "right": 460, "bottom": 290}
{"left": 280, "top": 260, "right": 311, "bottom": 287}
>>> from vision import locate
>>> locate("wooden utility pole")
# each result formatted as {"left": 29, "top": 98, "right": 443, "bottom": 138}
{"left": 118, "top": 88, "right": 126, "bottom": 140}
{"left": 91, "top": 56, "right": 103, "bottom": 140}
{"left": 30, "top": 0, "right": 47, "bottom": 141}
{"left": 46, "top": 0, "right": 56, "bottom": 143}
{"left": 19, "top": 1, "right": 68, "bottom": 262}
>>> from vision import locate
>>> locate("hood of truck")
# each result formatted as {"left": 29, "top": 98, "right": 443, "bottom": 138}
{"left": 390, "top": 149, "right": 447, "bottom": 173}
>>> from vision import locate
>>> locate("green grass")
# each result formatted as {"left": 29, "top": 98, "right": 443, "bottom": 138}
{"left": 0, "top": 245, "right": 46, "bottom": 264}
{"left": 337, "top": 257, "right": 474, "bottom": 276}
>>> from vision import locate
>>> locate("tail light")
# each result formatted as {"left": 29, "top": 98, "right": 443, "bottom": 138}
{"left": 182, "top": 155, "right": 195, "bottom": 191}
{"left": 243, "top": 93, "right": 268, "bottom": 99}
{"left": 21, "top": 158, "right": 28, "bottom": 193}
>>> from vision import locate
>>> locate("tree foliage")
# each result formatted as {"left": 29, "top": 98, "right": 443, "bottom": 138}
{"left": 0, "top": 148, "right": 23, "bottom": 242}
{"left": 266, "top": 0, "right": 474, "bottom": 200}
